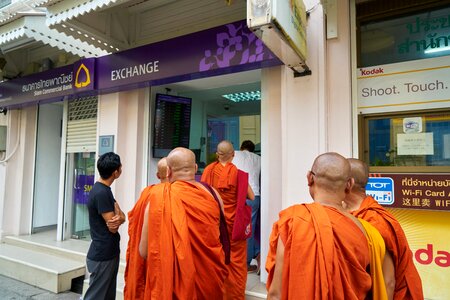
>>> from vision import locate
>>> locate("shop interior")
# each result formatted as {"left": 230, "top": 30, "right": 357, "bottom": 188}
{"left": 151, "top": 69, "right": 262, "bottom": 175}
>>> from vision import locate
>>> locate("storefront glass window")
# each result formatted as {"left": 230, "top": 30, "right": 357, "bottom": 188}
{"left": 366, "top": 112, "right": 450, "bottom": 167}
{"left": 360, "top": 6, "right": 450, "bottom": 67}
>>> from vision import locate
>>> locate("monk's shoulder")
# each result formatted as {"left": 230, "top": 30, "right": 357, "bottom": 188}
{"left": 278, "top": 204, "right": 314, "bottom": 224}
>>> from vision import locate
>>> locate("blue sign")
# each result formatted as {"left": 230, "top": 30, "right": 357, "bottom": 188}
{"left": 365, "top": 177, "right": 395, "bottom": 205}
{"left": 99, "top": 135, "right": 114, "bottom": 156}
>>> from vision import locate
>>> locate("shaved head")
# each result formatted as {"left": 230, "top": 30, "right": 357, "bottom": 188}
{"left": 156, "top": 157, "right": 168, "bottom": 183}
{"left": 216, "top": 140, "right": 234, "bottom": 163}
{"left": 166, "top": 147, "right": 197, "bottom": 182}
{"left": 348, "top": 158, "right": 369, "bottom": 191}
{"left": 310, "top": 152, "right": 351, "bottom": 193}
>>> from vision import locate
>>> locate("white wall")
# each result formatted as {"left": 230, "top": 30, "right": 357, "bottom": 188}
{"left": 98, "top": 88, "right": 150, "bottom": 259}
{"left": 260, "top": 0, "right": 353, "bottom": 281}
{"left": 2, "top": 107, "right": 37, "bottom": 236}
{"left": 0, "top": 113, "right": 7, "bottom": 239}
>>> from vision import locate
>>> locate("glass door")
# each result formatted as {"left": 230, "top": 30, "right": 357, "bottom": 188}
{"left": 65, "top": 152, "right": 95, "bottom": 239}
{"left": 206, "top": 116, "right": 239, "bottom": 164}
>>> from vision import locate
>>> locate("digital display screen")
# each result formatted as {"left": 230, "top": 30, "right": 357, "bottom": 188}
{"left": 153, "top": 93, "right": 192, "bottom": 158}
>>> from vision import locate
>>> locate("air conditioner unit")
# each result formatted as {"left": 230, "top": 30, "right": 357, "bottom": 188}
{"left": 247, "top": 0, "right": 310, "bottom": 76}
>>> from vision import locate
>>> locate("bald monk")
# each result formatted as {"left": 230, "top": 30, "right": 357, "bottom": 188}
{"left": 346, "top": 158, "right": 423, "bottom": 300}
{"left": 139, "top": 148, "right": 229, "bottom": 299}
{"left": 266, "top": 152, "right": 386, "bottom": 300}
{"left": 124, "top": 157, "right": 168, "bottom": 300}
{"left": 201, "top": 140, "right": 254, "bottom": 300}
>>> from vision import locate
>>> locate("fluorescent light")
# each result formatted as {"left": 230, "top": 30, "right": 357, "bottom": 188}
{"left": 222, "top": 91, "right": 261, "bottom": 102}
{"left": 424, "top": 45, "right": 450, "bottom": 54}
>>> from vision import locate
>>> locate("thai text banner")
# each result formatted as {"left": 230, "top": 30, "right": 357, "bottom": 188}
{"left": 370, "top": 173, "right": 450, "bottom": 211}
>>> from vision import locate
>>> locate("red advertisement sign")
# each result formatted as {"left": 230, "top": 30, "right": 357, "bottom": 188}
{"left": 370, "top": 173, "right": 450, "bottom": 211}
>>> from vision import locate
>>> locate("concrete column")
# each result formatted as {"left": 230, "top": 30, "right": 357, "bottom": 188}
{"left": 98, "top": 88, "right": 149, "bottom": 258}
{"left": 2, "top": 107, "right": 37, "bottom": 237}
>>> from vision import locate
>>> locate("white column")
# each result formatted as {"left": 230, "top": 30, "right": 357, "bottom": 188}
{"left": 2, "top": 107, "right": 37, "bottom": 236}
{"left": 98, "top": 88, "right": 149, "bottom": 258}
{"left": 260, "top": 66, "right": 284, "bottom": 282}
{"left": 260, "top": 0, "right": 354, "bottom": 281}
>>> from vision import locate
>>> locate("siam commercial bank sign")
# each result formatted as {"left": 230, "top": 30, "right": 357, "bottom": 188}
{"left": 0, "top": 20, "right": 281, "bottom": 108}
{"left": 96, "top": 20, "right": 278, "bottom": 91}
{"left": 0, "top": 58, "right": 96, "bottom": 107}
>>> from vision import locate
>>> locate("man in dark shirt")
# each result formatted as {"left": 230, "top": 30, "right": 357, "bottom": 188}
{"left": 84, "top": 152, "right": 126, "bottom": 300}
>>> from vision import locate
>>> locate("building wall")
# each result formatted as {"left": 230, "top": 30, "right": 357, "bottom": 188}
{"left": 260, "top": 0, "right": 353, "bottom": 280}
{"left": 98, "top": 88, "right": 150, "bottom": 258}
{"left": 1, "top": 107, "right": 37, "bottom": 237}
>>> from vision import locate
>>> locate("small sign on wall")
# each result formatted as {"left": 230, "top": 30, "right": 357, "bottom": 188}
{"left": 99, "top": 135, "right": 114, "bottom": 156}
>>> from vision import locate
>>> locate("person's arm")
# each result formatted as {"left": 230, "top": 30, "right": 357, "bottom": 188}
{"left": 383, "top": 250, "right": 395, "bottom": 300}
{"left": 106, "top": 202, "right": 126, "bottom": 232}
{"left": 247, "top": 184, "right": 255, "bottom": 200}
{"left": 139, "top": 203, "right": 150, "bottom": 259}
{"left": 268, "top": 237, "right": 285, "bottom": 300}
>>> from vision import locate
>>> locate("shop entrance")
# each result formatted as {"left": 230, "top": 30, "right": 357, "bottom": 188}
{"left": 149, "top": 69, "right": 262, "bottom": 176}
{"left": 63, "top": 97, "right": 97, "bottom": 240}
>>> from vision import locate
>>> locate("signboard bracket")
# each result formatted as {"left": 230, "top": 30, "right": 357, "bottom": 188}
{"left": 293, "top": 67, "right": 312, "bottom": 77}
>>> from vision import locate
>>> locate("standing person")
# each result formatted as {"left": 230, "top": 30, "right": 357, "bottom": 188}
{"left": 139, "top": 148, "right": 229, "bottom": 299}
{"left": 84, "top": 152, "right": 126, "bottom": 300}
{"left": 233, "top": 140, "right": 261, "bottom": 273}
{"left": 266, "top": 152, "right": 384, "bottom": 300}
{"left": 123, "top": 157, "right": 168, "bottom": 300}
{"left": 346, "top": 158, "right": 424, "bottom": 300}
{"left": 202, "top": 140, "right": 254, "bottom": 300}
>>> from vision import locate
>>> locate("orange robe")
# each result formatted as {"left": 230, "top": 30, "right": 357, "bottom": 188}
{"left": 201, "top": 162, "right": 247, "bottom": 300}
{"left": 359, "top": 218, "right": 388, "bottom": 300}
{"left": 144, "top": 181, "right": 228, "bottom": 300}
{"left": 266, "top": 203, "right": 372, "bottom": 300}
{"left": 124, "top": 185, "right": 153, "bottom": 300}
{"left": 352, "top": 196, "right": 423, "bottom": 300}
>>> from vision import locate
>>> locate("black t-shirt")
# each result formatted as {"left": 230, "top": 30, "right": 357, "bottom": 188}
{"left": 87, "top": 181, "right": 120, "bottom": 261}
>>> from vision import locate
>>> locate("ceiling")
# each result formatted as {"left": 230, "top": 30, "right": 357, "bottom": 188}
{"left": 0, "top": 0, "right": 246, "bottom": 80}
{"left": 164, "top": 69, "right": 262, "bottom": 116}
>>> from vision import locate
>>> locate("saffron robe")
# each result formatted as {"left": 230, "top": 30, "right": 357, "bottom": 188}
{"left": 201, "top": 162, "right": 247, "bottom": 300}
{"left": 266, "top": 203, "right": 372, "bottom": 300}
{"left": 360, "top": 218, "right": 388, "bottom": 300}
{"left": 352, "top": 196, "right": 423, "bottom": 300}
{"left": 144, "top": 181, "right": 228, "bottom": 300}
{"left": 124, "top": 185, "right": 153, "bottom": 300}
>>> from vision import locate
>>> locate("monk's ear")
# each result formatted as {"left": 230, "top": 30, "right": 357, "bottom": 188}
{"left": 345, "top": 177, "right": 355, "bottom": 193}
{"left": 307, "top": 171, "right": 314, "bottom": 186}
{"left": 195, "top": 164, "right": 198, "bottom": 173}
{"left": 167, "top": 166, "right": 173, "bottom": 179}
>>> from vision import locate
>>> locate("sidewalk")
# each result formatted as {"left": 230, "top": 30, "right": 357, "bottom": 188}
{"left": 0, "top": 275, "right": 81, "bottom": 300}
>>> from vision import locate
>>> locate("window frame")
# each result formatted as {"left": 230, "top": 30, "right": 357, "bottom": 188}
{"left": 359, "top": 108, "right": 450, "bottom": 174}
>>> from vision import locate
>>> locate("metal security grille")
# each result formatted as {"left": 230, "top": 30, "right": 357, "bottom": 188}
{"left": 68, "top": 97, "right": 97, "bottom": 121}
{"left": 67, "top": 97, "right": 98, "bottom": 153}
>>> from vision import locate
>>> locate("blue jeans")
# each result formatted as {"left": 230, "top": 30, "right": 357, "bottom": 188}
{"left": 246, "top": 195, "right": 260, "bottom": 265}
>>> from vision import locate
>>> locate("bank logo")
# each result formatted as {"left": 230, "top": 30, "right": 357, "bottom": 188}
{"left": 366, "top": 177, "right": 395, "bottom": 205}
{"left": 75, "top": 63, "right": 91, "bottom": 88}
{"left": 73, "top": 58, "right": 95, "bottom": 91}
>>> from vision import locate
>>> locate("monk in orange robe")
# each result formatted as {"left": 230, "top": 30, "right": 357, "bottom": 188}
{"left": 346, "top": 158, "right": 423, "bottom": 300}
{"left": 201, "top": 140, "right": 254, "bottom": 300}
{"left": 123, "top": 158, "right": 168, "bottom": 300}
{"left": 266, "top": 152, "right": 373, "bottom": 299}
{"left": 139, "top": 148, "right": 229, "bottom": 299}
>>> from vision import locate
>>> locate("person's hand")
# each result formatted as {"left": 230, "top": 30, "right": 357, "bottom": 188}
{"left": 107, "top": 215, "right": 122, "bottom": 230}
